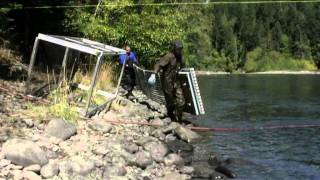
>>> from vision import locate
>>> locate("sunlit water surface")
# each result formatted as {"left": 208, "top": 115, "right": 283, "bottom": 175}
{"left": 196, "top": 75, "right": 320, "bottom": 180}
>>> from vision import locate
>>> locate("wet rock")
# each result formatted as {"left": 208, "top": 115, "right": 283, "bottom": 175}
{"left": 2, "top": 138, "right": 48, "bottom": 166}
{"left": 22, "top": 170, "right": 42, "bottom": 180}
{"left": 70, "top": 157, "right": 95, "bottom": 176}
{"left": 166, "top": 139, "right": 193, "bottom": 154}
{"left": 132, "top": 150, "right": 153, "bottom": 169}
{"left": 164, "top": 154, "right": 184, "bottom": 167}
{"left": 144, "top": 142, "right": 168, "bottom": 162}
{"left": 23, "top": 164, "right": 41, "bottom": 172}
{"left": 192, "top": 161, "right": 217, "bottom": 179}
{"left": 103, "top": 165, "right": 127, "bottom": 177}
{"left": 40, "top": 161, "right": 59, "bottom": 178}
{"left": 88, "top": 120, "right": 112, "bottom": 133}
{"left": 45, "top": 118, "right": 76, "bottom": 140}
{"left": 174, "top": 126, "right": 201, "bottom": 143}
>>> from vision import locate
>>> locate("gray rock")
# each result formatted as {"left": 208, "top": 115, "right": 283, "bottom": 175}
{"left": 158, "top": 172, "right": 185, "bottom": 180}
{"left": 112, "top": 156, "right": 127, "bottom": 166}
{"left": 165, "top": 134, "right": 176, "bottom": 142}
{"left": 135, "top": 136, "right": 156, "bottom": 146}
{"left": 2, "top": 139, "right": 48, "bottom": 166}
{"left": 58, "top": 161, "right": 73, "bottom": 175}
{"left": 22, "top": 170, "right": 42, "bottom": 180}
{"left": 164, "top": 154, "right": 184, "bottom": 167}
{"left": 23, "top": 164, "right": 41, "bottom": 172}
{"left": 10, "top": 169, "right": 23, "bottom": 180}
{"left": 174, "top": 126, "right": 201, "bottom": 143}
{"left": 162, "top": 122, "right": 180, "bottom": 133}
{"left": 123, "top": 142, "right": 139, "bottom": 154}
{"left": 88, "top": 121, "right": 112, "bottom": 133}
{"left": 103, "top": 165, "right": 127, "bottom": 178}
{"left": 152, "top": 129, "right": 166, "bottom": 141}
{"left": 40, "top": 162, "right": 59, "bottom": 178}
{"left": 162, "top": 118, "right": 171, "bottom": 125}
{"left": 23, "top": 118, "right": 34, "bottom": 128}
{"left": 150, "top": 118, "right": 165, "bottom": 126}
{"left": 180, "top": 166, "right": 195, "bottom": 174}
{"left": 93, "top": 146, "right": 109, "bottom": 155}
{"left": 144, "top": 142, "right": 168, "bottom": 162}
{"left": 192, "top": 161, "right": 216, "bottom": 179}
{"left": 132, "top": 150, "right": 153, "bottom": 169}
{"left": 70, "top": 157, "right": 95, "bottom": 176}
{"left": 0, "top": 159, "right": 11, "bottom": 168}
{"left": 45, "top": 118, "right": 76, "bottom": 140}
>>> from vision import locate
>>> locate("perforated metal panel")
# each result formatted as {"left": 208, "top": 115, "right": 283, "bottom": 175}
{"left": 133, "top": 65, "right": 205, "bottom": 115}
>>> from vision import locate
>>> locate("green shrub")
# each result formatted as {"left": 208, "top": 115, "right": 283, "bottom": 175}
{"left": 244, "top": 48, "right": 317, "bottom": 72}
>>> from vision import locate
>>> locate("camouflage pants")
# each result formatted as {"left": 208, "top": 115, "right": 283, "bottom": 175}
{"left": 164, "top": 82, "right": 185, "bottom": 122}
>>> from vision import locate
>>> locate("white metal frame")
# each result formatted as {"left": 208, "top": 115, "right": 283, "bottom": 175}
{"left": 26, "top": 33, "right": 126, "bottom": 116}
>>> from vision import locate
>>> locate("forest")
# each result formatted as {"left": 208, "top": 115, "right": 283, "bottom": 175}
{"left": 1, "top": 0, "right": 320, "bottom": 72}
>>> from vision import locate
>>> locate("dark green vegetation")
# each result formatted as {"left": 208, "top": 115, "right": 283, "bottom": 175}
{"left": 1, "top": 1, "right": 320, "bottom": 72}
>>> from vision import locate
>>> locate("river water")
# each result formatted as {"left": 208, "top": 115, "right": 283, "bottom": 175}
{"left": 196, "top": 75, "right": 320, "bottom": 180}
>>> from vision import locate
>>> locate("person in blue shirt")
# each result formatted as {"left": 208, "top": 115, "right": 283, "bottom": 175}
{"left": 119, "top": 45, "right": 138, "bottom": 98}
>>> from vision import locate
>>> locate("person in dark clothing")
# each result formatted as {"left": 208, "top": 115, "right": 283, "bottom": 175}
{"left": 148, "top": 41, "right": 185, "bottom": 122}
{"left": 119, "top": 45, "right": 138, "bottom": 98}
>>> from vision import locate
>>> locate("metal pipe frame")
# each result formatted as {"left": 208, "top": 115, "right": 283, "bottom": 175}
{"left": 85, "top": 52, "right": 104, "bottom": 116}
{"left": 26, "top": 37, "right": 40, "bottom": 93}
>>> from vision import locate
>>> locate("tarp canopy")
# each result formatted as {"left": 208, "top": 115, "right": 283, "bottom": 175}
{"left": 37, "top": 33, "right": 126, "bottom": 56}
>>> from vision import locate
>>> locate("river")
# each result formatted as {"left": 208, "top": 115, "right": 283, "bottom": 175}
{"left": 197, "top": 75, "right": 320, "bottom": 180}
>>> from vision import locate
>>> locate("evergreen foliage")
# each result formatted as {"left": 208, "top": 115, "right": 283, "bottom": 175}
{"left": 1, "top": 1, "right": 320, "bottom": 72}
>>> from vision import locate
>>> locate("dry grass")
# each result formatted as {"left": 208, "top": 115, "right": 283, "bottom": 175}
{"left": 74, "top": 62, "right": 117, "bottom": 92}
{"left": 0, "top": 45, "right": 23, "bottom": 65}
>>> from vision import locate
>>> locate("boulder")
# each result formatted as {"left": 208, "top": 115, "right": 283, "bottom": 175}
{"left": 144, "top": 142, "right": 168, "bottom": 162}
{"left": 40, "top": 162, "right": 59, "bottom": 178}
{"left": 174, "top": 126, "right": 201, "bottom": 143}
{"left": 164, "top": 154, "right": 184, "bottom": 167}
{"left": 88, "top": 120, "right": 112, "bottom": 133}
{"left": 2, "top": 139, "right": 48, "bottom": 166}
{"left": 132, "top": 150, "right": 153, "bottom": 169}
{"left": 45, "top": 119, "right": 76, "bottom": 140}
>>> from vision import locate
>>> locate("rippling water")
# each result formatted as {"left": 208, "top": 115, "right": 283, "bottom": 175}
{"left": 197, "top": 75, "right": 320, "bottom": 180}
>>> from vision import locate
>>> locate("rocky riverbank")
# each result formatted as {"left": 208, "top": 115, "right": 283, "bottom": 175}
{"left": 0, "top": 79, "right": 234, "bottom": 180}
